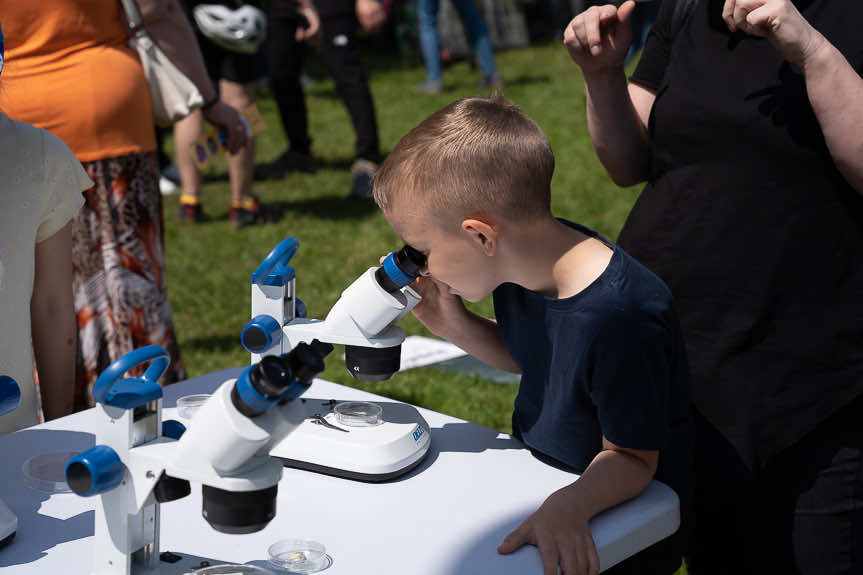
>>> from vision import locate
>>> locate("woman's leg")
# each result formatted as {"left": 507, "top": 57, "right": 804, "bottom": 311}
{"left": 450, "top": 0, "right": 498, "bottom": 83}
{"left": 416, "top": 0, "right": 442, "bottom": 83}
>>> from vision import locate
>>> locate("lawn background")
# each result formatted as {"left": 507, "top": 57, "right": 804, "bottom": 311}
{"left": 163, "top": 40, "right": 684, "bottom": 572}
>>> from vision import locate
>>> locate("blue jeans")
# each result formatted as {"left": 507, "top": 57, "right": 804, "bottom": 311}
{"left": 416, "top": 0, "right": 498, "bottom": 82}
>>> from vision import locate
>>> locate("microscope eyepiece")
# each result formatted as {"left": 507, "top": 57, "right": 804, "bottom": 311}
{"left": 233, "top": 340, "right": 333, "bottom": 417}
{"left": 375, "top": 245, "right": 426, "bottom": 293}
{"left": 288, "top": 340, "right": 334, "bottom": 385}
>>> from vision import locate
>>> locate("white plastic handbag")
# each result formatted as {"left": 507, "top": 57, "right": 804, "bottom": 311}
{"left": 119, "top": 0, "right": 204, "bottom": 125}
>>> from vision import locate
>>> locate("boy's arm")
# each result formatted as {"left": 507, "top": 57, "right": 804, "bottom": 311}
{"left": 410, "top": 275, "right": 521, "bottom": 374}
{"left": 31, "top": 221, "right": 77, "bottom": 421}
{"left": 498, "top": 438, "right": 658, "bottom": 575}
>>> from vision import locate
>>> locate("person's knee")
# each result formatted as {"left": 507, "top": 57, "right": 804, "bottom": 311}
{"left": 219, "top": 81, "right": 256, "bottom": 111}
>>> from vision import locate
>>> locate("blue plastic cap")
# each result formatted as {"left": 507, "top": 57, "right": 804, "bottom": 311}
{"left": 0, "top": 376, "right": 20, "bottom": 417}
{"left": 66, "top": 445, "right": 125, "bottom": 497}
{"left": 280, "top": 379, "right": 311, "bottom": 402}
{"left": 162, "top": 419, "right": 187, "bottom": 440}
{"left": 241, "top": 315, "right": 283, "bottom": 353}
{"left": 234, "top": 366, "right": 279, "bottom": 415}
{"left": 382, "top": 251, "right": 415, "bottom": 289}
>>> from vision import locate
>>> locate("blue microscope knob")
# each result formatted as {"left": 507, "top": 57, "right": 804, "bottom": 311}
{"left": 295, "top": 298, "right": 307, "bottom": 319}
{"left": 162, "top": 420, "right": 186, "bottom": 440}
{"left": 0, "top": 376, "right": 20, "bottom": 417}
{"left": 241, "top": 315, "right": 283, "bottom": 353}
{"left": 66, "top": 446, "right": 125, "bottom": 497}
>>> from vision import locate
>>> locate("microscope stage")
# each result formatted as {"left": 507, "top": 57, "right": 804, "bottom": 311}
{"left": 270, "top": 397, "right": 431, "bottom": 482}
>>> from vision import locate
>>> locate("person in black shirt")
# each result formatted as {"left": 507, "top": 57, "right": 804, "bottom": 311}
{"left": 565, "top": 1, "right": 863, "bottom": 573}
{"left": 373, "top": 96, "right": 693, "bottom": 575}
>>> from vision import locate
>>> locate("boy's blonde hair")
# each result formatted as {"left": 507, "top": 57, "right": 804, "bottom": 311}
{"left": 373, "top": 96, "right": 554, "bottom": 225}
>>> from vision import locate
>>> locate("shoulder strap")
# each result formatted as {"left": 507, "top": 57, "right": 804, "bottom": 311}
{"left": 670, "top": 0, "right": 697, "bottom": 39}
{"left": 118, "top": 0, "right": 144, "bottom": 31}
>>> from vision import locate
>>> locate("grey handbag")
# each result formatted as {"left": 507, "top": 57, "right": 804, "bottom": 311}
{"left": 119, "top": 0, "right": 203, "bottom": 125}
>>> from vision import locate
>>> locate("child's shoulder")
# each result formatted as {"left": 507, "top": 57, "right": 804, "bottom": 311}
{"left": 1, "top": 114, "right": 75, "bottom": 164}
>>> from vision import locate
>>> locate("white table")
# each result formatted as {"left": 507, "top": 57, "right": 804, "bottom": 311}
{"left": 0, "top": 368, "right": 680, "bottom": 574}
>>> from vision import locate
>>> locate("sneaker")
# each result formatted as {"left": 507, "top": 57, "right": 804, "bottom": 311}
{"left": 229, "top": 197, "right": 279, "bottom": 229}
{"left": 254, "top": 150, "right": 318, "bottom": 181}
{"left": 414, "top": 80, "right": 442, "bottom": 94}
{"left": 159, "top": 176, "right": 178, "bottom": 195}
{"left": 178, "top": 202, "right": 205, "bottom": 224}
{"left": 348, "top": 159, "right": 378, "bottom": 200}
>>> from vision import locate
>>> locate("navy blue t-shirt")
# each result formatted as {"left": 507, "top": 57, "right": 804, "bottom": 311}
{"left": 493, "top": 221, "right": 692, "bottom": 504}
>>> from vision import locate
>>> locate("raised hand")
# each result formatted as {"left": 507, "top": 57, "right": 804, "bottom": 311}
{"left": 563, "top": 1, "right": 636, "bottom": 76}
{"left": 721, "top": 0, "right": 826, "bottom": 68}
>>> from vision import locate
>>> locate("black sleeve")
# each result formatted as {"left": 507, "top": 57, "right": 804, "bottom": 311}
{"left": 586, "top": 312, "right": 672, "bottom": 451}
{"left": 630, "top": 0, "right": 679, "bottom": 91}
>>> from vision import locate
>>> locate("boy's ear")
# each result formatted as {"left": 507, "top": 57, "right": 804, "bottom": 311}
{"left": 461, "top": 217, "right": 498, "bottom": 256}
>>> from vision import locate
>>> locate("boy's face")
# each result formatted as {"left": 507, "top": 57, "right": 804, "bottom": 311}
{"left": 384, "top": 205, "right": 496, "bottom": 303}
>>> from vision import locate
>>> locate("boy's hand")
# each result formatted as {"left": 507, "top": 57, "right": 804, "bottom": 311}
{"left": 721, "top": 0, "right": 826, "bottom": 69}
{"left": 498, "top": 486, "right": 599, "bottom": 575}
{"left": 408, "top": 275, "right": 467, "bottom": 337}
{"left": 564, "top": 1, "right": 635, "bottom": 76}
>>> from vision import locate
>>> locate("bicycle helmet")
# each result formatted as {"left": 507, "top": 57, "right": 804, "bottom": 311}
{"left": 193, "top": 4, "right": 267, "bottom": 55}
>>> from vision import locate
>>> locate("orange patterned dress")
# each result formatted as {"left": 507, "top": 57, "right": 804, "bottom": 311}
{"left": 0, "top": 0, "right": 186, "bottom": 409}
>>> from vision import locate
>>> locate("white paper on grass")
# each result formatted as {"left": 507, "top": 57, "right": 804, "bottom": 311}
{"left": 399, "top": 336, "right": 467, "bottom": 371}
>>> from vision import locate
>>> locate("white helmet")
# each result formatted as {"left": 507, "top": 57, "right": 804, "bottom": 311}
{"left": 193, "top": 4, "right": 267, "bottom": 55}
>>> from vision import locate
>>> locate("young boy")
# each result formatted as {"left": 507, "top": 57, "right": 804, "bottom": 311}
{"left": 373, "top": 96, "right": 692, "bottom": 575}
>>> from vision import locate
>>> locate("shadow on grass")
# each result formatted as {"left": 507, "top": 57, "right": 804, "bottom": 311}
{"left": 270, "top": 196, "right": 379, "bottom": 220}
{"left": 181, "top": 333, "right": 238, "bottom": 354}
{"left": 502, "top": 74, "right": 552, "bottom": 88}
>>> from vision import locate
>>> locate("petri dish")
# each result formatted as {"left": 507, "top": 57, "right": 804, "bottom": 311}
{"left": 267, "top": 539, "right": 330, "bottom": 573}
{"left": 333, "top": 401, "right": 382, "bottom": 427}
{"left": 22, "top": 451, "right": 79, "bottom": 493}
{"left": 177, "top": 394, "right": 211, "bottom": 420}
{"left": 191, "top": 565, "right": 274, "bottom": 575}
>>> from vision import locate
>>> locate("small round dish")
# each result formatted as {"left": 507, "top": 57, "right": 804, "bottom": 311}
{"left": 333, "top": 401, "right": 382, "bottom": 427}
{"left": 177, "top": 394, "right": 211, "bottom": 420}
{"left": 267, "top": 539, "right": 330, "bottom": 573}
{"left": 22, "top": 451, "right": 79, "bottom": 493}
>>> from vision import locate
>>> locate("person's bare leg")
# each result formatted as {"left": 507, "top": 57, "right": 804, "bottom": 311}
{"left": 174, "top": 109, "right": 205, "bottom": 199}
{"left": 219, "top": 79, "right": 256, "bottom": 205}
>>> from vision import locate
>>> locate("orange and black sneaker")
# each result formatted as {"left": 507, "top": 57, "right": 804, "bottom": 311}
{"left": 178, "top": 194, "right": 205, "bottom": 224}
{"left": 229, "top": 196, "right": 279, "bottom": 229}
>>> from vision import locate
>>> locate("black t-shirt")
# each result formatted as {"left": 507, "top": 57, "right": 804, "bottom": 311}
{"left": 493, "top": 221, "right": 693, "bottom": 508}
{"left": 625, "top": 0, "right": 863, "bottom": 467}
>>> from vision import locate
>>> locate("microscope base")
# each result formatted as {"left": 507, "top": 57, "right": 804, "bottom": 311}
{"left": 271, "top": 397, "right": 431, "bottom": 482}
{"left": 143, "top": 550, "right": 260, "bottom": 575}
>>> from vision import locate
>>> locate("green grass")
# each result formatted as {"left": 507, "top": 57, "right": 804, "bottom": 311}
{"left": 164, "top": 41, "right": 642, "bottom": 433}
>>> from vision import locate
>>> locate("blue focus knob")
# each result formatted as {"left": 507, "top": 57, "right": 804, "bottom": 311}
{"left": 66, "top": 446, "right": 125, "bottom": 497}
{"left": 241, "top": 315, "right": 283, "bottom": 353}
{"left": 0, "top": 376, "right": 20, "bottom": 417}
{"left": 162, "top": 419, "right": 186, "bottom": 440}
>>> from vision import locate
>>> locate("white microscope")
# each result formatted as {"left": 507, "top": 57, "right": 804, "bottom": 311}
{"left": 64, "top": 340, "right": 333, "bottom": 575}
{"left": 240, "top": 238, "right": 432, "bottom": 481}
{"left": 0, "top": 375, "right": 21, "bottom": 547}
